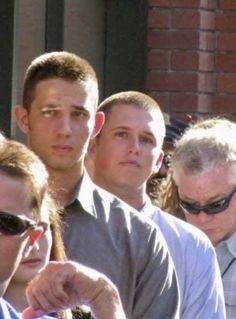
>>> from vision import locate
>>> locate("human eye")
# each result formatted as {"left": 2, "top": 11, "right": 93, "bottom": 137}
{"left": 140, "top": 135, "right": 154, "bottom": 144}
{"left": 72, "top": 108, "right": 89, "bottom": 119}
{"left": 114, "top": 131, "right": 128, "bottom": 138}
{"left": 41, "top": 108, "right": 56, "bottom": 118}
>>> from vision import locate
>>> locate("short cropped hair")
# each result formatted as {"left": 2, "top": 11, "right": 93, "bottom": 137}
{"left": 172, "top": 117, "right": 236, "bottom": 175}
{"left": 23, "top": 51, "right": 99, "bottom": 111}
{"left": 98, "top": 91, "right": 166, "bottom": 141}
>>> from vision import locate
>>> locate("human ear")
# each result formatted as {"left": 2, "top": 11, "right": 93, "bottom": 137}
{"left": 91, "top": 112, "right": 105, "bottom": 138}
{"left": 153, "top": 151, "right": 164, "bottom": 174}
{"left": 14, "top": 105, "right": 30, "bottom": 134}
{"left": 88, "top": 138, "right": 97, "bottom": 157}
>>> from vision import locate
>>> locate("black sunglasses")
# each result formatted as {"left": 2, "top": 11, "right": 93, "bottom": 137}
{"left": 179, "top": 187, "right": 236, "bottom": 215}
{"left": 0, "top": 212, "right": 47, "bottom": 236}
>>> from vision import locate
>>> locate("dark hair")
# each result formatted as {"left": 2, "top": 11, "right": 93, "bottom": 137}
{"left": 23, "top": 51, "right": 98, "bottom": 111}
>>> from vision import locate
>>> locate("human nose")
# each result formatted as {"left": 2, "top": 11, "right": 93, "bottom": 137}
{"left": 197, "top": 211, "right": 213, "bottom": 223}
{"left": 128, "top": 136, "right": 140, "bottom": 154}
{"left": 31, "top": 240, "right": 40, "bottom": 253}
{"left": 56, "top": 114, "right": 72, "bottom": 136}
{"left": 57, "top": 115, "right": 72, "bottom": 136}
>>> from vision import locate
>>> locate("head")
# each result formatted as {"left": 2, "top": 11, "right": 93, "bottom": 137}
{"left": 5, "top": 196, "right": 66, "bottom": 293}
{"left": 0, "top": 137, "right": 49, "bottom": 295}
{"left": 157, "top": 114, "right": 190, "bottom": 178}
{"left": 147, "top": 115, "right": 189, "bottom": 204}
{"left": 172, "top": 118, "right": 236, "bottom": 246}
{"left": 86, "top": 91, "right": 165, "bottom": 196}
{"left": 15, "top": 51, "right": 104, "bottom": 173}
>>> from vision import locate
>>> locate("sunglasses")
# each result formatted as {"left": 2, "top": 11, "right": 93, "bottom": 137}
{"left": 0, "top": 212, "right": 48, "bottom": 236}
{"left": 179, "top": 187, "right": 236, "bottom": 215}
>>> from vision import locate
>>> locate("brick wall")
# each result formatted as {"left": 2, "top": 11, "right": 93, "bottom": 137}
{"left": 146, "top": 0, "right": 236, "bottom": 121}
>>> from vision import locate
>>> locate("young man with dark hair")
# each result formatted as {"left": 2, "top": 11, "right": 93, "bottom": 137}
{"left": 15, "top": 51, "right": 179, "bottom": 319}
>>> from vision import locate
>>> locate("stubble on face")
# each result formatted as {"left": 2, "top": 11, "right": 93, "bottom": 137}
{"left": 26, "top": 79, "right": 96, "bottom": 174}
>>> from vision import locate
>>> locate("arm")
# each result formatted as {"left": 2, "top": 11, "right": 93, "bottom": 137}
{"left": 133, "top": 222, "right": 180, "bottom": 319}
{"left": 22, "top": 261, "right": 126, "bottom": 319}
{"left": 182, "top": 242, "right": 226, "bottom": 319}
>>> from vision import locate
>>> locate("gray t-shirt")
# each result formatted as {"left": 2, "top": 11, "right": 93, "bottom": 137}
{"left": 63, "top": 173, "right": 179, "bottom": 319}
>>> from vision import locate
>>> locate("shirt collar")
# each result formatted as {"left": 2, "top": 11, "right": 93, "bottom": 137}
{"left": 223, "top": 232, "right": 236, "bottom": 257}
{"left": 139, "top": 195, "right": 160, "bottom": 218}
{"left": 71, "top": 170, "right": 97, "bottom": 217}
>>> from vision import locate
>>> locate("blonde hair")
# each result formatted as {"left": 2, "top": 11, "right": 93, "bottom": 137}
{"left": 172, "top": 117, "right": 236, "bottom": 176}
{"left": 98, "top": 91, "right": 166, "bottom": 141}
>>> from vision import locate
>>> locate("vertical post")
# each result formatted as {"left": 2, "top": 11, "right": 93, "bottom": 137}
{"left": 0, "top": 1, "right": 15, "bottom": 137}
{"left": 45, "top": 0, "right": 64, "bottom": 51}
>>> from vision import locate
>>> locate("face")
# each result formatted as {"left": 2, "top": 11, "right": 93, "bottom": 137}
{"left": 90, "top": 104, "right": 164, "bottom": 192}
{"left": 15, "top": 78, "right": 103, "bottom": 173}
{"left": 0, "top": 172, "right": 38, "bottom": 296}
{"left": 10, "top": 211, "right": 52, "bottom": 285}
{"left": 174, "top": 165, "right": 236, "bottom": 246}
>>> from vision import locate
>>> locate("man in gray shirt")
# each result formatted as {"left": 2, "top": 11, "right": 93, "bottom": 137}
{"left": 15, "top": 51, "right": 179, "bottom": 319}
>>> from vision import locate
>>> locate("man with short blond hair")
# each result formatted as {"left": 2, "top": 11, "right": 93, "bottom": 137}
{"left": 87, "top": 91, "right": 226, "bottom": 319}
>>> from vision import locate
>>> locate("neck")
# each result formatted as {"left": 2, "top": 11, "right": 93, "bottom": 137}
{"left": 94, "top": 176, "right": 145, "bottom": 211}
{"left": 48, "top": 165, "right": 84, "bottom": 207}
{"left": 4, "top": 282, "right": 27, "bottom": 311}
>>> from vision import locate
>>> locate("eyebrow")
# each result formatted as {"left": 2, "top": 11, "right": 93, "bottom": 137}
{"left": 180, "top": 191, "right": 230, "bottom": 205}
{"left": 41, "top": 103, "right": 88, "bottom": 111}
{"left": 111, "top": 126, "right": 156, "bottom": 138}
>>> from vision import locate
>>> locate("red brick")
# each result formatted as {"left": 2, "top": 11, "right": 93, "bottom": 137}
{"left": 199, "top": 0, "right": 217, "bottom": 9}
{"left": 198, "top": 73, "right": 216, "bottom": 93}
{"left": 146, "top": 72, "right": 197, "bottom": 91}
{"left": 200, "top": 11, "right": 215, "bottom": 30}
{"left": 148, "top": 0, "right": 200, "bottom": 8}
{"left": 200, "top": 31, "right": 217, "bottom": 50}
{"left": 218, "top": 33, "right": 236, "bottom": 51}
{"left": 219, "top": 0, "right": 236, "bottom": 10}
{"left": 170, "top": 51, "right": 214, "bottom": 72}
{"left": 171, "top": 51, "right": 198, "bottom": 70}
{"left": 147, "top": 50, "right": 170, "bottom": 70}
{"left": 172, "top": 11, "right": 199, "bottom": 29}
{"left": 148, "top": 30, "right": 199, "bottom": 49}
{"left": 170, "top": 93, "right": 218, "bottom": 114}
{"left": 217, "top": 74, "right": 236, "bottom": 93}
{"left": 197, "top": 94, "right": 213, "bottom": 113}
{"left": 199, "top": 52, "right": 214, "bottom": 71}
{"left": 148, "top": 9, "right": 171, "bottom": 29}
{"left": 216, "top": 12, "right": 236, "bottom": 31}
{"left": 148, "top": 92, "right": 170, "bottom": 111}
{"left": 215, "top": 53, "right": 236, "bottom": 72}
{"left": 171, "top": 113, "right": 197, "bottom": 124}
{"left": 212, "top": 95, "right": 236, "bottom": 112}
{"left": 170, "top": 93, "right": 198, "bottom": 112}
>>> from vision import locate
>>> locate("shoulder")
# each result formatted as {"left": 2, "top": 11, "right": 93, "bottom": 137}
{"left": 152, "top": 207, "right": 214, "bottom": 250}
{"left": 93, "top": 184, "right": 169, "bottom": 249}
